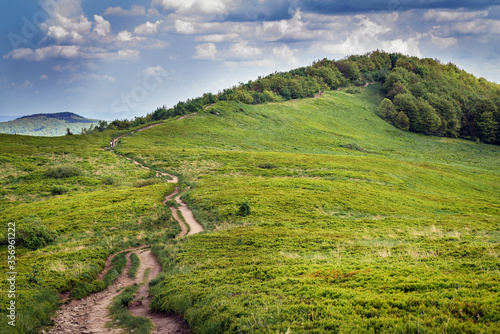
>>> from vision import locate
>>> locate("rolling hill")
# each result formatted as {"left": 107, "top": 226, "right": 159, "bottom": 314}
{"left": 0, "top": 112, "right": 100, "bottom": 136}
{"left": 1, "top": 81, "right": 498, "bottom": 333}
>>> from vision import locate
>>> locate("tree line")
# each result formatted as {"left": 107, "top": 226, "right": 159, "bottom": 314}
{"left": 84, "top": 51, "right": 500, "bottom": 145}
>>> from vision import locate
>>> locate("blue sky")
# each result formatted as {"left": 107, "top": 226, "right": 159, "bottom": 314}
{"left": 1, "top": 0, "right": 499, "bottom": 121}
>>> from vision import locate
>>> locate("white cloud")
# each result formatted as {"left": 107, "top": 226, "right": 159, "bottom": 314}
{"left": 53, "top": 64, "right": 78, "bottom": 72}
{"left": 193, "top": 43, "right": 218, "bottom": 60}
{"left": 4, "top": 46, "right": 139, "bottom": 61}
{"left": 39, "top": 74, "right": 49, "bottom": 80}
{"left": 134, "top": 20, "right": 163, "bottom": 35}
{"left": 431, "top": 18, "right": 500, "bottom": 38}
{"left": 93, "top": 15, "right": 111, "bottom": 37}
{"left": 50, "top": 0, "right": 84, "bottom": 17}
{"left": 310, "top": 14, "right": 422, "bottom": 58}
{"left": 87, "top": 74, "right": 115, "bottom": 82}
{"left": 116, "top": 30, "right": 146, "bottom": 43}
{"left": 451, "top": 19, "right": 500, "bottom": 35}
{"left": 21, "top": 80, "right": 33, "bottom": 89}
{"left": 272, "top": 44, "right": 299, "bottom": 65}
{"left": 195, "top": 33, "right": 239, "bottom": 42}
{"left": 46, "top": 25, "right": 84, "bottom": 43}
{"left": 430, "top": 35, "right": 458, "bottom": 48}
{"left": 259, "top": 9, "right": 317, "bottom": 41}
{"left": 66, "top": 73, "right": 115, "bottom": 83}
{"left": 142, "top": 66, "right": 166, "bottom": 76}
{"left": 422, "top": 9, "right": 489, "bottom": 22}
{"left": 4, "top": 46, "right": 81, "bottom": 61}
{"left": 152, "top": 0, "right": 236, "bottom": 15}
{"left": 48, "top": 13, "right": 92, "bottom": 34}
{"left": 175, "top": 20, "right": 196, "bottom": 34}
{"left": 103, "top": 5, "right": 146, "bottom": 16}
{"left": 229, "top": 42, "right": 262, "bottom": 58}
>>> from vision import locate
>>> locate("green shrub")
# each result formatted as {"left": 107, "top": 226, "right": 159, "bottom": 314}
{"left": 101, "top": 176, "right": 116, "bottom": 185}
{"left": 46, "top": 166, "right": 82, "bottom": 178}
{"left": 17, "top": 216, "right": 57, "bottom": 250}
{"left": 238, "top": 201, "right": 251, "bottom": 216}
{"left": 133, "top": 178, "right": 163, "bottom": 188}
{"left": 257, "top": 163, "right": 277, "bottom": 169}
{"left": 345, "top": 87, "right": 361, "bottom": 94}
{"left": 142, "top": 209, "right": 174, "bottom": 230}
{"left": 50, "top": 185, "right": 68, "bottom": 195}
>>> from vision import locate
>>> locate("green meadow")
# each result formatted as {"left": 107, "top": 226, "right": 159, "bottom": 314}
{"left": 0, "top": 131, "right": 179, "bottom": 333}
{"left": 0, "top": 83, "right": 498, "bottom": 333}
{"left": 117, "top": 85, "right": 500, "bottom": 333}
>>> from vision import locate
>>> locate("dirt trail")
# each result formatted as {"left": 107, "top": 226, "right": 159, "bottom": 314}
{"left": 49, "top": 249, "right": 192, "bottom": 334}
{"left": 51, "top": 123, "right": 203, "bottom": 333}
{"left": 129, "top": 250, "right": 192, "bottom": 334}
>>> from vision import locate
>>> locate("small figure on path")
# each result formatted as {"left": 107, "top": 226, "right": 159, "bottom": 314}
{"left": 110, "top": 140, "right": 113, "bottom": 148}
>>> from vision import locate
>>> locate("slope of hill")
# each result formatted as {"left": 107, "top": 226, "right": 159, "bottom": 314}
{"left": 115, "top": 85, "right": 500, "bottom": 333}
{"left": 0, "top": 112, "right": 100, "bottom": 136}
{"left": 108, "top": 51, "right": 500, "bottom": 146}
{"left": 0, "top": 82, "right": 499, "bottom": 333}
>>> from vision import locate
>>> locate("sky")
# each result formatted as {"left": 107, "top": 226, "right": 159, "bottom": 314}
{"left": 0, "top": 0, "right": 499, "bottom": 121}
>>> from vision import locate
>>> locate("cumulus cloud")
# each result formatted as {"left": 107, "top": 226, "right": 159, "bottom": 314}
{"left": 272, "top": 44, "right": 299, "bottom": 65}
{"left": 6, "top": 0, "right": 166, "bottom": 62}
{"left": 142, "top": 66, "right": 166, "bottom": 76}
{"left": 134, "top": 21, "right": 163, "bottom": 35}
{"left": 193, "top": 43, "right": 218, "bottom": 59}
{"left": 46, "top": 25, "right": 84, "bottom": 43}
{"left": 429, "top": 35, "right": 458, "bottom": 48}
{"left": 174, "top": 20, "right": 196, "bottom": 34}
{"left": 93, "top": 15, "right": 111, "bottom": 37}
{"left": 103, "top": 5, "right": 146, "bottom": 16}
{"left": 195, "top": 33, "right": 239, "bottom": 42}
{"left": 450, "top": 19, "right": 500, "bottom": 35}
{"left": 116, "top": 31, "right": 146, "bottom": 43}
{"left": 258, "top": 9, "right": 316, "bottom": 41}
{"left": 152, "top": 0, "right": 236, "bottom": 15}
{"left": 4, "top": 46, "right": 81, "bottom": 61}
{"left": 39, "top": 74, "right": 49, "bottom": 80}
{"left": 228, "top": 42, "right": 262, "bottom": 58}
{"left": 4, "top": 45, "right": 139, "bottom": 61}
{"left": 310, "top": 14, "right": 422, "bottom": 57}
{"left": 422, "top": 9, "right": 489, "bottom": 22}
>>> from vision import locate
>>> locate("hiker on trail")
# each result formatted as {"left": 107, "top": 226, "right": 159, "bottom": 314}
{"left": 110, "top": 141, "right": 113, "bottom": 148}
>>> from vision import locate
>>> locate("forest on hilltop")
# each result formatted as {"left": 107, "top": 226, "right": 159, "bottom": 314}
{"left": 93, "top": 51, "right": 500, "bottom": 145}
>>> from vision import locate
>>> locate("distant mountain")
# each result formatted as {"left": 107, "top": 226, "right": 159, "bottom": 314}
{"left": 0, "top": 112, "right": 100, "bottom": 136}
{"left": 0, "top": 116, "right": 16, "bottom": 122}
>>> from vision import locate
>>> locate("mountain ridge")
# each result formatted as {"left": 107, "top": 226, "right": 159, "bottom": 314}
{"left": 0, "top": 111, "right": 100, "bottom": 136}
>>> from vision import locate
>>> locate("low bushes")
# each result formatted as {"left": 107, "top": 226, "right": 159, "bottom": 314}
{"left": 46, "top": 166, "right": 82, "bottom": 179}
{"left": 70, "top": 252, "right": 127, "bottom": 300}
{"left": 16, "top": 216, "right": 57, "bottom": 250}
{"left": 50, "top": 185, "right": 68, "bottom": 195}
{"left": 133, "top": 178, "right": 163, "bottom": 188}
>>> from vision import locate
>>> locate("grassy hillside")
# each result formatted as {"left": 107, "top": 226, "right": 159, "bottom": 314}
{"left": 114, "top": 85, "right": 500, "bottom": 333}
{"left": 0, "top": 112, "right": 100, "bottom": 136}
{"left": 0, "top": 130, "right": 180, "bottom": 333}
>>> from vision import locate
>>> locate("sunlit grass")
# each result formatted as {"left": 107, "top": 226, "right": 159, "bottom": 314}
{"left": 121, "top": 87, "right": 499, "bottom": 333}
